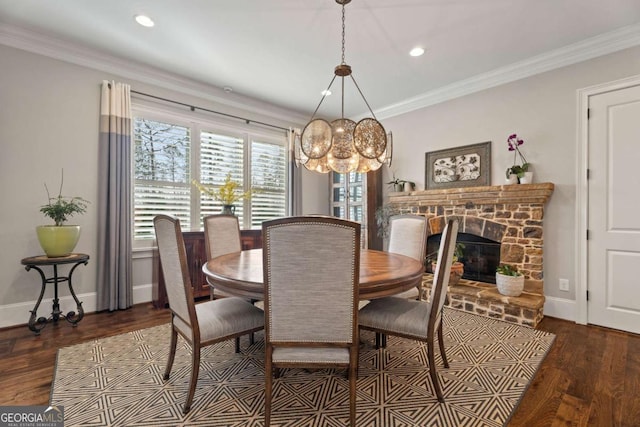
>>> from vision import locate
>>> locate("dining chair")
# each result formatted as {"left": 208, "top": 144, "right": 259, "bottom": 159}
{"left": 203, "top": 214, "right": 254, "bottom": 352}
{"left": 359, "top": 218, "right": 459, "bottom": 403}
{"left": 153, "top": 214, "right": 265, "bottom": 414}
{"left": 262, "top": 216, "right": 360, "bottom": 426}
{"left": 386, "top": 214, "right": 428, "bottom": 300}
{"left": 375, "top": 214, "right": 428, "bottom": 348}
{"left": 203, "top": 214, "right": 242, "bottom": 300}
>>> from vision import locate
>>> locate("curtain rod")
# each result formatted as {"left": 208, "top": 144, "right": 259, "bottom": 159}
{"left": 130, "top": 90, "right": 290, "bottom": 132}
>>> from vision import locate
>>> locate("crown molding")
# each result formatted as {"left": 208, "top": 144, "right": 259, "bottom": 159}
{"left": 375, "top": 23, "right": 640, "bottom": 120}
{"left": 2, "top": 21, "right": 639, "bottom": 124}
{"left": 0, "top": 23, "right": 308, "bottom": 126}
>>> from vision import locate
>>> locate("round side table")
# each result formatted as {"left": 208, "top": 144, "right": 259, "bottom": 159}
{"left": 21, "top": 253, "right": 89, "bottom": 335}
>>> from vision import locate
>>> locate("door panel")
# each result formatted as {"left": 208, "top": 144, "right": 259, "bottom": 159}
{"left": 587, "top": 84, "right": 640, "bottom": 334}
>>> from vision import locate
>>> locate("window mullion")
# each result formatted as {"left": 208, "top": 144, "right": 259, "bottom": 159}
{"left": 191, "top": 123, "right": 201, "bottom": 230}
{"left": 243, "top": 132, "right": 251, "bottom": 229}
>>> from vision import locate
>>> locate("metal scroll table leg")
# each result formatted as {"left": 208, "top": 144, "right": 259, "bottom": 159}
{"left": 25, "top": 265, "right": 48, "bottom": 335}
{"left": 64, "top": 260, "right": 86, "bottom": 326}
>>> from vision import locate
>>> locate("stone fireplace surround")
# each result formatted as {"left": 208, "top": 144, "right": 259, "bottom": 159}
{"left": 388, "top": 182, "right": 554, "bottom": 328}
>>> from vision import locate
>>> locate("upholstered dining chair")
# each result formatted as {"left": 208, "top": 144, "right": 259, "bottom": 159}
{"left": 359, "top": 218, "right": 459, "bottom": 403}
{"left": 386, "top": 214, "right": 428, "bottom": 300}
{"left": 375, "top": 214, "right": 428, "bottom": 348}
{"left": 203, "top": 214, "right": 254, "bottom": 352}
{"left": 153, "top": 214, "right": 265, "bottom": 414}
{"left": 262, "top": 216, "right": 360, "bottom": 426}
{"left": 203, "top": 214, "right": 242, "bottom": 298}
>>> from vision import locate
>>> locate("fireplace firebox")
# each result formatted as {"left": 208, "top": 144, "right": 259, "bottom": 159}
{"left": 427, "top": 233, "right": 500, "bottom": 283}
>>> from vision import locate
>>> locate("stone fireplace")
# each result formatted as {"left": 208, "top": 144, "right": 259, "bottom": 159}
{"left": 388, "top": 182, "right": 554, "bottom": 327}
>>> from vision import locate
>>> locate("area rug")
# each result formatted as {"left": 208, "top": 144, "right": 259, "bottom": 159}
{"left": 51, "top": 308, "right": 554, "bottom": 426}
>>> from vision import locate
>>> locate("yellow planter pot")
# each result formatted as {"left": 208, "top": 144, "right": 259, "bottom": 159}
{"left": 36, "top": 225, "right": 81, "bottom": 257}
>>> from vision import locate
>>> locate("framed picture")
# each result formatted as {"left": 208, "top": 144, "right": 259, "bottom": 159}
{"left": 425, "top": 141, "right": 491, "bottom": 190}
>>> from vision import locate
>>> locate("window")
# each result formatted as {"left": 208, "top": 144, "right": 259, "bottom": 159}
{"left": 132, "top": 104, "right": 289, "bottom": 246}
{"left": 331, "top": 172, "right": 367, "bottom": 247}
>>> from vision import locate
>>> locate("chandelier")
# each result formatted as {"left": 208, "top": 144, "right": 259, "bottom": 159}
{"left": 295, "top": 0, "right": 392, "bottom": 174}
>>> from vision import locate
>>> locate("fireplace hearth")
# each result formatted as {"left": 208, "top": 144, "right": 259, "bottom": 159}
{"left": 387, "top": 182, "right": 554, "bottom": 327}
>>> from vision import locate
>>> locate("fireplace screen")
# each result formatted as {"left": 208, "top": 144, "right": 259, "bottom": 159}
{"left": 426, "top": 232, "right": 500, "bottom": 284}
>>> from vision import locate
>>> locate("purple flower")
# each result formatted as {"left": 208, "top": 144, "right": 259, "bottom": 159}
{"left": 506, "top": 133, "right": 528, "bottom": 173}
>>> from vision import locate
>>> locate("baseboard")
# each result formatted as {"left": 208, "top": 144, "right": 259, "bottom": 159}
{"left": 543, "top": 296, "right": 577, "bottom": 322}
{"left": 0, "top": 283, "right": 153, "bottom": 329}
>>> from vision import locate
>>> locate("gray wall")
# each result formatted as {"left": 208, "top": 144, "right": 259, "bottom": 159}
{"left": 0, "top": 44, "right": 327, "bottom": 327}
{"left": 379, "top": 45, "right": 640, "bottom": 318}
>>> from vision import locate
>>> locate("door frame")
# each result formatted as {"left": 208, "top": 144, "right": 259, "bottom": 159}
{"left": 575, "top": 73, "right": 640, "bottom": 325}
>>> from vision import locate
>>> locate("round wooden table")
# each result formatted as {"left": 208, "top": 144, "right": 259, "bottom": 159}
{"left": 203, "top": 249, "right": 424, "bottom": 301}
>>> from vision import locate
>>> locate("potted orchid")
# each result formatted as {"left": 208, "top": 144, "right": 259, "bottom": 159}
{"left": 505, "top": 133, "right": 532, "bottom": 184}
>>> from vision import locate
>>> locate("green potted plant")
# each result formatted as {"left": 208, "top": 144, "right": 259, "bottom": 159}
{"left": 192, "top": 173, "right": 256, "bottom": 215}
{"left": 37, "top": 170, "right": 89, "bottom": 257}
{"left": 386, "top": 173, "right": 415, "bottom": 192}
{"left": 374, "top": 204, "right": 400, "bottom": 240}
{"left": 495, "top": 264, "right": 525, "bottom": 296}
{"left": 427, "top": 242, "right": 465, "bottom": 285}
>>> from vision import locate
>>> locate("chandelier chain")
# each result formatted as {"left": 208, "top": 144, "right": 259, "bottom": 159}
{"left": 341, "top": 4, "right": 346, "bottom": 64}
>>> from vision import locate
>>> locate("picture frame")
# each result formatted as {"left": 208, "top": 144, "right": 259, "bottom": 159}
{"left": 425, "top": 141, "right": 491, "bottom": 190}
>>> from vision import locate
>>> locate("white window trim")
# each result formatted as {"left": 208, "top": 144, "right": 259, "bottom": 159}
{"left": 131, "top": 99, "right": 290, "bottom": 248}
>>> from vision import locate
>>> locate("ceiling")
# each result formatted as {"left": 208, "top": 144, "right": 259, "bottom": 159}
{"left": 1, "top": 0, "right": 640, "bottom": 120}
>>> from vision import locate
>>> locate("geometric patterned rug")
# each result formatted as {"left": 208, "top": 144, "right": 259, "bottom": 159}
{"left": 51, "top": 308, "right": 554, "bottom": 427}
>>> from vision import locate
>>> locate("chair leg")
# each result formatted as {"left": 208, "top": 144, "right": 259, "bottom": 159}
{"left": 250, "top": 332, "right": 255, "bottom": 345}
{"left": 349, "top": 350, "right": 358, "bottom": 426}
{"left": 349, "top": 367, "right": 356, "bottom": 426}
{"left": 382, "top": 333, "right": 387, "bottom": 348}
{"left": 183, "top": 343, "right": 201, "bottom": 414}
{"left": 375, "top": 332, "right": 381, "bottom": 349}
{"left": 427, "top": 338, "right": 445, "bottom": 403}
{"left": 235, "top": 336, "right": 241, "bottom": 353}
{"left": 437, "top": 322, "right": 449, "bottom": 369}
{"left": 163, "top": 326, "right": 178, "bottom": 380}
{"left": 265, "top": 347, "right": 273, "bottom": 426}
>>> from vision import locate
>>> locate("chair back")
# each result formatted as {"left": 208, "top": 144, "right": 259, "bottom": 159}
{"left": 388, "top": 214, "right": 428, "bottom": 262}
{"left": 262, "top": 216, "right": 361, "bottom": 345}
{"left": 203, "top": 214, "right": 242, "bottom": 259}
{"left": 428, "top": 219, "right": 459, "bottom": 333}
{"left": 153, "top": 215, "right": 196, "bottom": 329}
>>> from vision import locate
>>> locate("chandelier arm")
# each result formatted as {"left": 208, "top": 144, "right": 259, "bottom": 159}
{"left": 309, "top": 74, "right": 338, "bottom": 121}
{"left": 349, "top": 74, "right": 379, "bottom": 121}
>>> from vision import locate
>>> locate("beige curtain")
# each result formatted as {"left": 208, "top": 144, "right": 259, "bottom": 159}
{"left": 97, "top": 80, "right": 132, "bottom": 311}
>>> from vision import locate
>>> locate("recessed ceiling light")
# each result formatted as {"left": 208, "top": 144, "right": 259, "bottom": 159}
{"left": 409, "top": 47, "right": 425, "bottom": 57}
{"left": 135, "top": 15, "right": 155, "bottom": 27}
{"left": 321, "top": 90, "right": 332, "bottom": 96}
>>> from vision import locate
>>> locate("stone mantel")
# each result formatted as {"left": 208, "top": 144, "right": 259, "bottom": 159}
{"left": 388, "top": 182, "right": 554, "bottom": 206}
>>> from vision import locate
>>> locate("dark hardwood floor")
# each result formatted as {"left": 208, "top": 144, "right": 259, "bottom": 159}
{"left": 1, "top": 304, "right": 638, "bottom": 426}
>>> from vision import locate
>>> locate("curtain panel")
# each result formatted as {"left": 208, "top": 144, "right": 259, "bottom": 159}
{"left": 97, "top": 80, "right": 133, "bottom": 311}
{"left": 288, "top": 128, "right": 303, "bottom": 216}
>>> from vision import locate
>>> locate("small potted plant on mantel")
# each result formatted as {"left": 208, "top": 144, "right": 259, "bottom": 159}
{"left": 37, "top": 170, "right": 89, "bottom": 257}
{"left": 495, "top": 264, "right": 525, "bottom": 296}
{"left": 386, "top": 174, "right": 415, "bottom": 192}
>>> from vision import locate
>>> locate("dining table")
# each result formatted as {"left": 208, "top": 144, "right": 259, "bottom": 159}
{"left": 202, "top": 248, "right": 425, "bottom": 301}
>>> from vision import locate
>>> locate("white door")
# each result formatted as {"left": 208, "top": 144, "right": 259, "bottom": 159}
{"left": 587, "top": 84, "right": 640, "bottom": 334}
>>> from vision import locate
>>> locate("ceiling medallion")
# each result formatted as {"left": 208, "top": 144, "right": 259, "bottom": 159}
{"left": 295, "top": 0, "right": 392, "bottom": 174}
